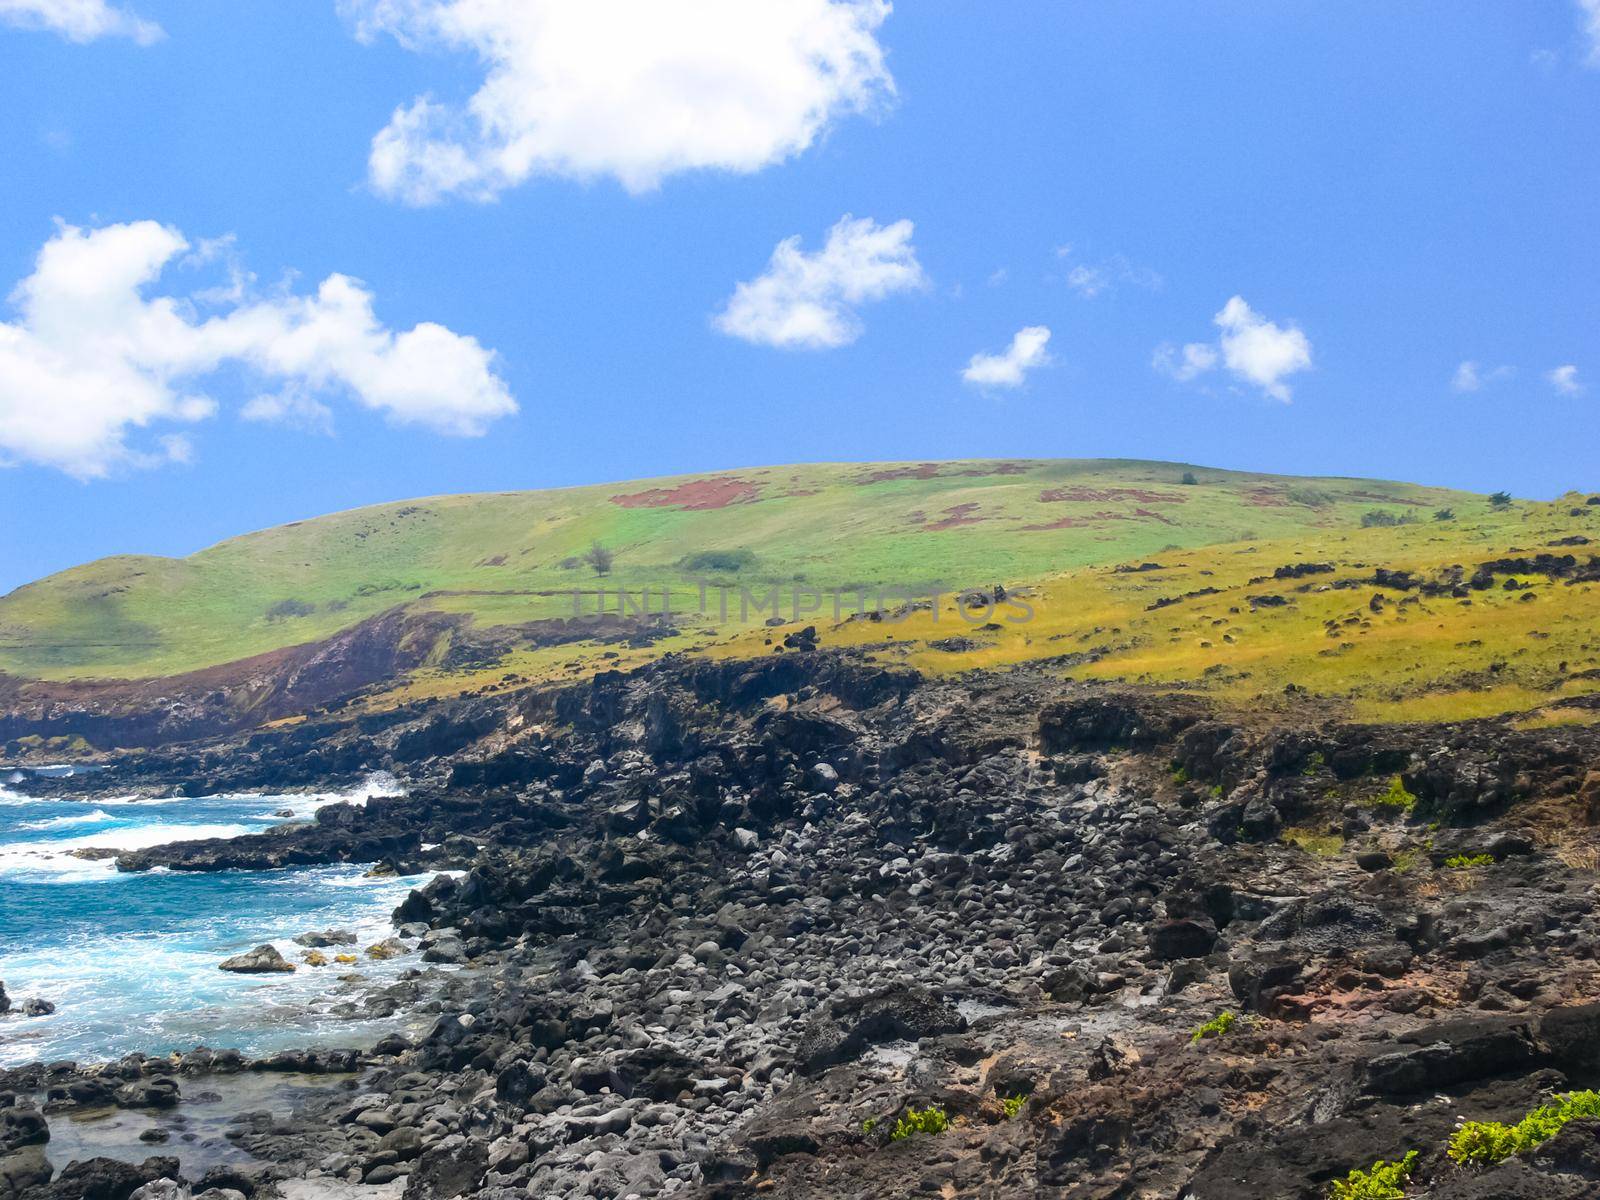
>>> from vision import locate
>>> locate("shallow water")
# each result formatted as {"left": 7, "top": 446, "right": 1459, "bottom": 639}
{"left": 0, "top": 773, "right": 439, "bottom": 1066}
{"left": 36, "top": 1071, "right": 352, "bottom": 1178}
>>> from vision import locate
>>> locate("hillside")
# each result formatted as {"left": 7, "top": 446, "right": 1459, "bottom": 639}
{"left": 0, "top": 459, "right": 1474, "bottom": 682}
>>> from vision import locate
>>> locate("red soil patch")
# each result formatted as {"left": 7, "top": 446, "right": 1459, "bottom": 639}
{"left": 857, "top": 462, "right": 1028, "bottom": 485}
{"left": 610, "top": 477, "right": 762, "bottom": 511}
{"left": 923, "top": 503, "right": 989, "bottom": 531}
{"left": 1346, "top": 490, "right": 1427, "bottom": 507}
{"left": 1243, "top": 488, "right": 1290, "bottom": 507}
{"left": 1038, "top": 486, "right": 1188, "bottom": 505}
{"left": 1020, "top": 508, "right": 1176, "bottom": 532}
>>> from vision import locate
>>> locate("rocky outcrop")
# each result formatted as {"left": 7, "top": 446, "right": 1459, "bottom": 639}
{"left": 8, "top": 652, "right": 1600, "bottom": 1200}
{"left": 217, "top": 945, "right": 294, "bottom": 974}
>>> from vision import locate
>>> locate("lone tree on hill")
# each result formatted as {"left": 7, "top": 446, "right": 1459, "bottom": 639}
{"left": 1489, "top": 491, "right": 1513, "bottom": 509}
{"left": 584, "top": 541, "right": 615, "bottom": 577}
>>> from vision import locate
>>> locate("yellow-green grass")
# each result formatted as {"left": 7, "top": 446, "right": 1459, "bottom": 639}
{"left": 0, "top": 458, "right": 1477, "bottom": 681}
{"left": 717, "top": 495, "right": 1600, "bottom": 724}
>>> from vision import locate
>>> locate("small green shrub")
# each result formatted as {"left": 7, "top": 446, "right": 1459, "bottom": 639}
{"left": 679, "top": 548, "right": 757, "bottom": 573}
{"left": 1301, "top": 750, "right": 1327, "bottom": 775}
{"left": 890, "top": 1107, "right": 950, "bottom": 1141}
{"left": 1190, "top": 1010, "right": 1237, "bottom": 1044}
{"left": 1367, "top": 775, "right": 1417, "bottom": 812}
{"left": 861, "top": 1117, "right": 877, "bottom": 1135}
{"left": 1171, "top": 764, "right": 1190, "bottom": 784}
{"left": 1444, "top": 853, "right": 1493, "bottom": 869}
{"left": 1283, "top": 827, "right": 1344, "bottom": 858}
{"left": 1180, "top": 471, "right": 1199, "bottom": 485}
{"left": 1489, "top": 491, "right": 1513, "bottom": 509}
{"left": 1448, "top": 1091, "right": 1600, "bottom": 1166}
{"left": 1288, "top": 486, "right": 1335, "bottom": 508}
{"left": 1000, "top": 1095, "right": 1026, "bottom": 1119}
{"left": 1434, "top": 508, "right": 1455, "bottom": 522}
{"left": 1328, "top": 1150, "right": 1418, "bottom": 1200}
{"left": 265, "top": 598, "right": 316, "bottom": 621}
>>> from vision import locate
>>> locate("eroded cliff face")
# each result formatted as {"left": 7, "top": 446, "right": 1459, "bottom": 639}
{"left": 0, "top": 607, "right": 679, "bottom": 752}
{"left": 6, "top": 653, "right": 1600, "bottom": 1199}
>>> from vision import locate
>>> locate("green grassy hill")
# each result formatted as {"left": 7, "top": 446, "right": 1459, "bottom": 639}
{"left": 0, "top": 459, "right": 1481, "bottom": 681}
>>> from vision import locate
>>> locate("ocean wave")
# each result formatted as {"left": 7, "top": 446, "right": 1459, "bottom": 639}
{"left": 245, "top": 772, "right": 405, "bottom": 821}
{"left": 19, "top": 809, "right": 116, "bottom": 831}
{"left": 0, "top": 822, "right": 257, "bottom": 881}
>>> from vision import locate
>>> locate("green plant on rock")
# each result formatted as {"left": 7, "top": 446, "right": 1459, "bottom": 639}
{"left": 861, "top": 1117, "right": 877, "bottom": 1135}
{"left": 1447, "top": 1091, "right": 1600, "bottom": 1166}
{"left": 1328, "top": 1150, "right": 1418, "bottom": 1200}
{"left": 890, "top": 1107, "right": 950, "bottom": 1141}
{"left": 1001, "top": 1095, "right": 1026, "bottom": 1119}
{"left": 1190, "top": 1010, "right": 1237, "bottom": 1044}
{"left": 1443, "top": 853, "right": 1493, "bottom": 869}
{"left": 1367, "top": 775, "right": 1417, "bottom": 812}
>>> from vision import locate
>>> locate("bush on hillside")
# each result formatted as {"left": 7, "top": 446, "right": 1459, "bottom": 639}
{"left": 265, "top": 598, "right": 316, "bottom": 621}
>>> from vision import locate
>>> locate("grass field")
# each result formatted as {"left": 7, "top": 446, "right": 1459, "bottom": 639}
{"left": 0, "top": 458, "right": 1476, "bottom": 681}
{"left": 726, "top": 492, "right": 1600, "bottom": 724}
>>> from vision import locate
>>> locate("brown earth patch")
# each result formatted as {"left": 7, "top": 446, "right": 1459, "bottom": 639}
{"left": 857, "top": 462, "right": 1029, "bottom": 485}
{"left": 1039, "top": 486, "right": 1188, "bottom": 504}
{"left": 1244, "top": 488, "right": 1291, "bottom": 507}
{"left": 1021, "top": 509, "right": 1175, "bottom": 532}
{"left": 923, "top": 503, "right": 988, "bottom": 531}
{"left": 609, "top": 477, "right": 762, "bottom": 510}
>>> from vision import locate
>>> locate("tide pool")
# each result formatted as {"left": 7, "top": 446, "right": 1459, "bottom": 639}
{"left": 0, "top": 774, "right": 439, "bottom": 1066}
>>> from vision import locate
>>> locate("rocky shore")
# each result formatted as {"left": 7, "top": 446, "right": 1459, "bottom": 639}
{"left": 6, "top": 651, "right": 1600, "bottom": 1198}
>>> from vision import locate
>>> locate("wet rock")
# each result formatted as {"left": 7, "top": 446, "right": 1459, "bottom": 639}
{"left": 0, "top": 1107, "right": 47, "bottom": 1154}
{"left": 218, "top": 945, "right": 293, "bottom": 974}
{"left": 0, "top": 1147, "right": 52, "bottom": 1199}
{"left": 114, "top": 1079, "right": 180, "bottom": 1109}
{"left": 292, "top": 929, "right": 357, "bottom": 948}
{"left": 43, "top": 1154, "right": 179, "bottom": 1200}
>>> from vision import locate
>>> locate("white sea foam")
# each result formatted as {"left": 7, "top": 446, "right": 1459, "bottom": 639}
{"left": 19, "top": 808, "right": 116, "bottom": 831}
{"left": 0, "top": 823, "right": 257, "bottom": 881}
{"left": 242, "top": 772, "right": 406, "bottom": 821}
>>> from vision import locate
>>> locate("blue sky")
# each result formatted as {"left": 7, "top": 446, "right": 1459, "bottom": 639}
{"left": 1, "top": 1, "right": 1597, "bottom": 594}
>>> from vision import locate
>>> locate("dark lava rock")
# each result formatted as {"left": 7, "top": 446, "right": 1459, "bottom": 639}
{"left": 401, "top": 1139, "right": 487, "bottom": 1199}
{"left": 41, "top": 1154, "right": 178, "bottom": 1200}
{"left": 0, "top": 1107, "right": 48, "bottom": 1154}
{"left": 1151, "top": 918, "right": 1218, "bottom": 960}
{"left": 1364, "top": 1018, "right": 1543, "bottom": 1095}
{"left": 795, "top": 985, "right": 965, "bottom": 1075}
{"left": 113, "top": 1079, "right": 180, "bottom": 1110}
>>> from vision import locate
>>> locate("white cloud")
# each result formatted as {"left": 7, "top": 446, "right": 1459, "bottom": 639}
{"left": 1451, "top": 360, "right": 1515, "bottom": 393}
{"left": 1065, "top": 265, "right": 1107, "bottom": 299}
{"left": 1548, "top": 364, "right": 1585, "bottom": 396}
{"left": 342, "top": 0, "right": 895, "bottom": 204}
{"left": 1153, "top": 341, "right": 1219, "bottom": 383}
{"left": 1057, "top": 246, "right": 1163, "bottom": 299}
{"left": 962, "top": 325, "right": 1052, "bottom": 389}
{"left": 1156, "top": 296, "right": 1311, "bottom": 402}
{"left": 0, "top": 220, "right": 516, "bottom": 478}
{"left": 0, "top": 0, "right": 162, "bottom": 43}
{"left": 241, "top": 387, "right": 336, "bottom": 436}
{"left": 1580, "top": 0, "right": 1600, "bottom": 66}
{"left": 714, "top": 215, "right": 924, "bottom": 350}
